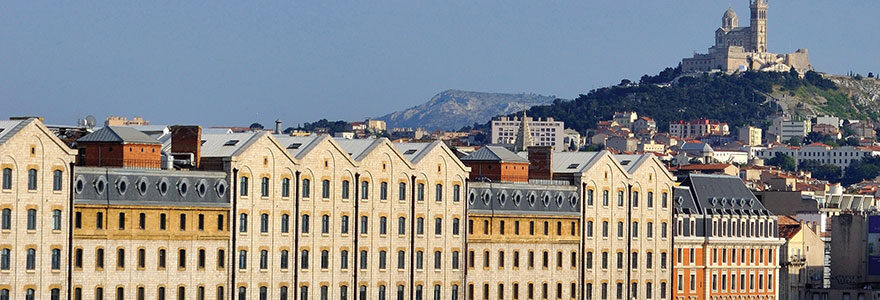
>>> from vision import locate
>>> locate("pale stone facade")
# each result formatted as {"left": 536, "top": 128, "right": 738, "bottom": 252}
{"left": 0, "top": 118, "right": 76, "bottom": 300}
{"left": 682, "top": 0, "right": 812, "bottom": 74}
{"left": 71, "top": 167, "right": 230, "bottom": 300}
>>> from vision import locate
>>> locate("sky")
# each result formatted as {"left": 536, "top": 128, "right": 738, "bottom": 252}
{"left": 1, "top": 1, "right": 878, "bottom": 127}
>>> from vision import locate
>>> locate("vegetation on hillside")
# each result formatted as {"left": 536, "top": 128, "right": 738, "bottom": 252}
{"left": 490, "top": 67, "right": 841, "bottom": 134}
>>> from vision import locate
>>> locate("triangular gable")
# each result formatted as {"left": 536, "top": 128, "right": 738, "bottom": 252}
{"left": 228, "top": 131, "right": 300, "bottom": 166}
{"left": 355, "top": 138, "right": 415, "bottom": 170}
{"left": 580, "top": 150, "right": 632, "bottom": 180}
{"left": 7, "top": 119, "right": 77, "bottom": 155}
{"left": 410, "top": 141, "right": 469, "bottom": 172}
{"left": 293, "top": 134, "right": 359, "bottom": 167}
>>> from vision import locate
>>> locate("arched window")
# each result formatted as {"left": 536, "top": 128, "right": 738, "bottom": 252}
{"left": 0, "top": 209, "right": 10, "bottom": 230}
{"left": 321, "top": 215, "right": 330, "bottom": 234}
{"left": 301, "top": 214, "right": 310, "bottom": 233}
{"left": 301, "top": 179, "right": 311, "bottom": 198}
{"left": 259, "top": 250, "right": 268, "bottom": 270}
{"left": 53, "top": 170, "right": 63, "bottom": 191}
{"left": 1, "top": 168, "right": 11, "bottom": 189}
{"left": 342, "top": 180, "right": 350, "bottom": 199}
{"left": 361, "top": 181, "right": 369, "bottom": 200}
{"left": 260, "top": 214, "right": 269, "bottom": 233}
{"left": 240, "top": 176, "right": 249, "bottom": 196}
{"left": 51, "top": 248, "right": 62, "bottom": 269}
{"left": 322, "top": 180, "right": 330, "bottom": 198}
{"left": 27, "top": 169, "right": 37, "bottom": 190}
{"left": 281, "top": 178, "right": 290, "bottom": 198}
{"left": 239, "top": 213, "right": 248, "bottom": 233}
{"left": 26, "top": 248, "right": 36, "bottom": 269}
{"left": 260, "top": 177, "right": 270, "bottom": 197}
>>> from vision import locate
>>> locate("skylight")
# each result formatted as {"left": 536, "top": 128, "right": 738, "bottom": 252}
{"left": 620, "top": 160, "right": 631, "bottom": 165}
{"left": 567, "top": 163, "right": 579, "bottom": 169}
{"left": 404, "top": 149, "right": 417, "bottom": 155}
{"left": 287, "top": 143, "right": 302, "bottom": 149}
{"left": 223, "top": 140, "right": 239, "bottom": 146}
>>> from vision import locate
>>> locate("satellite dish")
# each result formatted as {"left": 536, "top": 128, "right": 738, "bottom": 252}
{"left": 85, "top": 115, "right": 96, "bottom": 128}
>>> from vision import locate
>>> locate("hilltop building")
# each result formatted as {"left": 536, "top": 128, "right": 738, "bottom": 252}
{"left": 681, "top": 0, "right": 812, "bottom": 74}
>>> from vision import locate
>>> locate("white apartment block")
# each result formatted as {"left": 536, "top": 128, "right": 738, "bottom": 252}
{"left": 755, "top": 144, "right": 880, "bottom": 171}
{"left": 491, "top": 116, "right": 565, "bottom": 151}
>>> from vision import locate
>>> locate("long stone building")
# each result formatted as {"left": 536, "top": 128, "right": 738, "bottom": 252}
{"left": 1, "top": 117, "right": 679, "bottom": 300}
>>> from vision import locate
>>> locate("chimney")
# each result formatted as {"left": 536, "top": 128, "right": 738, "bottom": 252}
{"left": 170, "top": 125, "right": 202, "bottom": 168}
{"left": 528, "top": 146, "right": 553, "bottom": 180}
{"left": 275, "top": 119, "right": 283, "bottom": 134}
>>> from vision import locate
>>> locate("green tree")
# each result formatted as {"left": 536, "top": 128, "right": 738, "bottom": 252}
{"left": 786, "top": 137, "right": 803, "bottom": 146}
{"left": 766, "top": 153, "right": 797, "bottom": 171}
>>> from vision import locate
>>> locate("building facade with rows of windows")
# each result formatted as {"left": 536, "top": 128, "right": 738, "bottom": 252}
{"left": 0, "top": 118, "right": 77, "bottom": 300}
{"left": 1, "top": 118, "right": 684, "bottom": 300}
{"left": 672, "top": 174, "right": 784, "bottom": 300}
{"left": 460, "top": 146, "right": 675, "bottom": 300}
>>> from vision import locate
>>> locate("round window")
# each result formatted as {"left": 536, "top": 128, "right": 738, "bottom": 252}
{"left": 75, "top": 176, "right": 85, "bottom": 194}
{"left": 543, "top": 195, "right": 550, "bottom": 207}
{"left": 178, "top": 178, "right": 190, "bottom": 197}
{"left": 513, "top": 194, "right": 522, "bottom": 206}
{"left": 468, "top": 193, "right": 475, "bottom": 205}
{"left": 556, "top": 195, "right": 564, "bottom": 207}
{"left": 119, "top": 181, "right": 127, "bottom": 194}
{"left": 197, "top": 179, "right": 208, "bottom": 198}
{"left": 498, "top": 193, "right": 506, "bottom": 205}
{"left": 215, "top": 179, "right": 228, "bottom": 198}
{"left": 570, "top": 195, "right": 578, "bottom": 207}
{"left": 528, "top": 195, "right": 536, "bottom": 207}
{"left": 137, "top": 177, "right": 149, "bottom": 196}
{"left": 95, "top": 176, "right": 107, "bottom": 194}
{"left": 157, "top": 177, "right": 170, "bottom": 196}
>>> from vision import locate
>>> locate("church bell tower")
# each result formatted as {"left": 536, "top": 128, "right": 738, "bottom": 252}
{"left": 750, "top": 0, "right": 768, "bottom": 52}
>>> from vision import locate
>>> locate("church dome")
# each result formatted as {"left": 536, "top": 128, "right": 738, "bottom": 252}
{"left": 721, "top": 8, "right": 738, "bottom": 29}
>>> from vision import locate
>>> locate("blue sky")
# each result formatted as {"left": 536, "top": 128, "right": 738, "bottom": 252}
{"left": 1, "top": 1, "right": 878, "bottom": 127}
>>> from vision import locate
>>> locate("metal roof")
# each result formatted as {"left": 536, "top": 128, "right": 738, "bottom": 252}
{"left": 546, "top": 152, "right": 602, "bottom": 173}
{"left": 274, "top": 135, "right": 322, "bottom": 158}
{"left": 333, "top": 138, "right": 378, "bottom": 161}
{"left": 394, "top": 142, "right": 432, "bottom": 162}
{"left": 198, "top": 132, "right": 261, "bottom": 158}
{"left": 461, "top": 146, "right": 529, "bottom": 163}
{"left": 0, "top": 119, "right": 28, "bottom": 146}
{"left": 77, "top": 126, "right": 161, "bottom": 144}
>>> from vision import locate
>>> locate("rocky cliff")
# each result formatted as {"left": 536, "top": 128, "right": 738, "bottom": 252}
{"left": 377, "top": 90, "right": 556, "bottom": 131}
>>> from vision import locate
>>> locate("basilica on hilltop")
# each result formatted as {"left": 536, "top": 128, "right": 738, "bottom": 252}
{"left": 681, "top": 0, "right": 812, "bottom": 74}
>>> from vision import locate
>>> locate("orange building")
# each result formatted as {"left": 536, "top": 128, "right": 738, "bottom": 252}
{"left": 460, "top": 146, "right": 530, "bottom": 182}
{"left": 673, "top": 174, "right": 784, "bottom": 300}
{"left": 75, "top": 126, "right": 163, "bottom": 168}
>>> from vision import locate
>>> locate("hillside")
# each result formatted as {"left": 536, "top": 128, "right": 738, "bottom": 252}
{"left": 377, "top": 89, "right": 556, "bottom": 131}
{"left": 495, "top": 69, "right": 880, "bottom": 135}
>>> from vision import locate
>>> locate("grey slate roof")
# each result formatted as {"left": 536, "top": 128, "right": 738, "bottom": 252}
{"left": 468, "top": 181, "right": 579, "bottom": 215}
{"left": 546, "top": 152, "right": 603, "bottom": 173}
{"left": 77, "top": 126, "right": 161, "bottom": 144}
{"left": 74, "top": 166, "right": 229, "bottom": 207}
{"left": 680, "top": 174, "right": 772, "bottom": 216}
{"left": 274, "top": 135, "right": 322, "bottom": 159}
{"left": 0, "top": 119, "right": 29, "bottom": 146}
{"left": 673, "top": 186, "right": 700, "bottom": 215}
{"left": 461, "top": 146, "right": 529, "bottom": 163}
{"left": 333, "top": 138, "right": 380, "bottom": 161}
{"left": 394, "top": 142, "right": 432, "bottom": 162}
{"left": 681, "top": 142, "right": 714, "bottom": 154}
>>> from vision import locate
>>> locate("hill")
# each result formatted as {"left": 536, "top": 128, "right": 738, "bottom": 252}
{"left": 493, "top": 68, "right": 880, "bottom": 135}
{"left": 377, "top": 89, "right": 556, "bottom": 131}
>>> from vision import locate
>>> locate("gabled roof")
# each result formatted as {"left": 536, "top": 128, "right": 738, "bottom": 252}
{"left": 333, "top": 138, "right": 379, "bottom": 161}
{"left": 77, "top": 126, "right": 161, "bottom": 144}
{"left": 273, "top": 135, "right": 321, "bottom": 158}
{"left": 461, "top": 146, "right": 529, "bottom": 163}
{"left": 394, "top": 142, "right": 432, "bottom": 162}
{"left": 198, "top": 132, "right": 261, "bottom": 158}
{"left": 0, "top": 119, "right": 28, "bottom": 146}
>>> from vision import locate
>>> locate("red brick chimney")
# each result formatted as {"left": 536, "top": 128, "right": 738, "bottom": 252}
{"left": 528, "top": 146, "right": 553, "bottom": 180}
{"left": 170, "top": 125, "right": 202, "bottom": 168}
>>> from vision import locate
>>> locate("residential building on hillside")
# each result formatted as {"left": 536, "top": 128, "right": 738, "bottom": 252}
{"left": 738, "top": 126, "right": 763, "bottom": 146}
{"left": 491, "top": 115, "right": 565, "bottom": 151}
{"left": 769, "top": 117, "right": 811, "bottom": 143}
{"left": 755, "top": 144, "right": 880, "bottom": 172}
{"left": 669, "top": 119, "right": 729, "bottom": 139}
{"left": 848, "top": 121, "right": 876, "bottom": 139}
{"left": 672, "top": 174, "right": 784, "bottom": 300}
